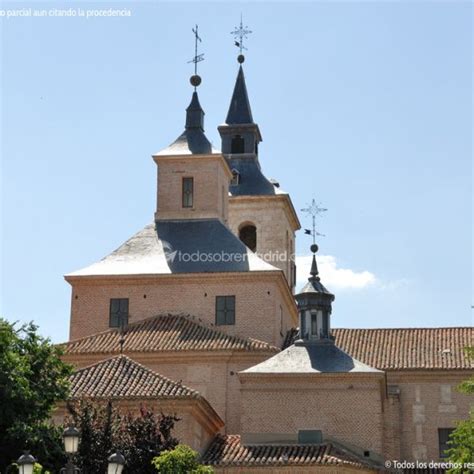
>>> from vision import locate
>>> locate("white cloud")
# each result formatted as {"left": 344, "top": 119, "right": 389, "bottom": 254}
{"left": 295, "top": 254, "right": 377, "bottom": 290}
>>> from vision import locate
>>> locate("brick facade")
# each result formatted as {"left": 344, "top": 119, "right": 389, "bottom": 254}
{"left": 228, "top": 195, "right": 299, "bottom": 289}
{"left": 67, "top": 273, "right": 297, "bottom": 347}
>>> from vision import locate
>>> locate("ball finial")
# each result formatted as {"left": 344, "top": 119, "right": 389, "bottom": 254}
{"left": 190, "top": 75, "right": 202, "bottom": 87}
{"left": 310, "top": 244, "right": 319, "bottom": 254}
{"left": 237, "top": 54, "right": 245, "bottom": 64}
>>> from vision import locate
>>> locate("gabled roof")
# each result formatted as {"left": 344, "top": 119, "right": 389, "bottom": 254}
{"left": 283, "top": 327, "right": 474, "bottom": 370}
{"left": 66, "top": 219, "right": 279, "bottom": 278}
{"left": 63, "top": 314, "right": 279, "bottom": 355}
{"left": 242, "top": 341, "right": 382, "bottom": 375}
{"left": 69, "top": 355, "right": 198, "bottom": 399}
{"left": 202, "top": 435, "right": 377, "bottom": 470}
{"left": 225, "top": 66, "right": 253, "bottom": 124}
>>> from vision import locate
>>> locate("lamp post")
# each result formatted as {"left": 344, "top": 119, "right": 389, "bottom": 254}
{"left": 60, "top": 425, "right": 81, "bottom": 474}
{"left": 16, "top": 452, "right": 37, "bottom": 474}
{"left": 107, "top": 452, "right": 125, "bottom": 474}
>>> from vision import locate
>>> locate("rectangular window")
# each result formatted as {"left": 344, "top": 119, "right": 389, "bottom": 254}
{"left": 182, "top": 177, "right": 194, "bottom": 208}
{"left": 298, "top": 430, "right": 322, "bottom": 444}
{"left": 438, "top": 428, "right": 454, "bottom": 458}
{"left": 109, "top": 298, "right": 129, "bottom": 328}
{"left": 310, "top": 312, "right": 317, "bottom": 336}
{"left": 215, "top": 296, "right": 235, "bottom": 325}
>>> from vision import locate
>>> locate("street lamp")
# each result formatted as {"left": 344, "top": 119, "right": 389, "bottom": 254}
{"left": 16, "top": 452, "right": 37, "bottom": 474}
{"left": 107, "top": 452, "right": 125, "bottom": 474}
{"left": 60, "top": 425, "right": 80, "bottom": 474}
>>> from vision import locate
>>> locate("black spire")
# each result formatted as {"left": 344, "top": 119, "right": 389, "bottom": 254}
{"left": 225, "top": 66, "right": 254, "bottom": 124}
{"left": 185, "top": 91, "right": 205, "bottom": 131}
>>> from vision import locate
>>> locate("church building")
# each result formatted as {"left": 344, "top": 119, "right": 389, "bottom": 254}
{"left": 60, "top": 37, "right": 473, "bottom": 473}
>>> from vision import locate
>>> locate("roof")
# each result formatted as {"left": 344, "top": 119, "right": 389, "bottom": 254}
{"left": 228, "top": 155, "right": 279, "bottom": 196}
{"left": 66, "top": 219, "right": 278, "bottom": 277}
{"left": 69, "top": 355, "right": 198, "bottom": 399}
{"left": 225, "top": 66, "right": 253, "bottom": 124}
{"left": 63, "top": 314, "right": 280, "bottom": 355}
{"left": 283, "top": 327, "right": 474, "bottom": 370}
{"left": 155, "top": 92, "right": 220, "bottom": 156}
{"left": 242, "top": 340, "right": 382, "bottom": 375}
{"left": 202, "top": 435, "right": 377, "bottom": 470}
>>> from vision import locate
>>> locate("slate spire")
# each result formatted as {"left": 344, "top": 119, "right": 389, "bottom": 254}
{"left": 185, "top": 91, "right": 205, "bottom": 131}
{"left": 225, "top": 65, "right": 254, "bottom": 125}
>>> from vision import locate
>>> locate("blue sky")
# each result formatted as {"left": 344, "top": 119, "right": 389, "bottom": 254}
{"left": 1, "top": 1, "right": 472, "bottom": 342}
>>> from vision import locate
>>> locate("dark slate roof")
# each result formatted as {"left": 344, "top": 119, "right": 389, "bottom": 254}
{"left": 202, "top": 435, "right": 377, "bottom": 470}
{"left": 228, "top": 155, "right": 279, "bottom": 196}
{"left": 283, "top": 327, "right": 474, "bottom": 370}
{"left": 225, "top": 66, "right": 253, "bottom": 124}
{"left": 299, "top": 277, "right": 334, "bottom": 296}
{"left": 63, "top": 314, "right": 280, "bottom": 355}
{"left": 155, "top": 92, "right": 219, "bottom": 156}
{"left": 242, "top": 340, "right": 381, "bottom": 374}
{"left": 66, "top": 219, "right": 278, "bottom": 277}
{"left": 69, "top": 355, "right": 199, "bottom": 399}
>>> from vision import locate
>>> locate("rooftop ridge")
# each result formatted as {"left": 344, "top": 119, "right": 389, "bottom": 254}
{"left": 63, "top": 313, "right": 280, "bottom": 355}
{"left": 69, "top": 353, "right": 199, "bottom": 399}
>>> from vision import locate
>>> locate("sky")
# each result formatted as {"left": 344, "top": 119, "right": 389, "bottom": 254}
{"left": 1, "top": 1, "right": 472, "bottom": 343}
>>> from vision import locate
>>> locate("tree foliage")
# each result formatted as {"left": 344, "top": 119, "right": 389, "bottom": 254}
{"left": 0, "top": 318, "right": 71, "bottom": 471}
{"left": 67, "top": 399, "right": 180, "bottom": 474}
{"left": 152, "top": 445, "right": 214, "bottom": 474}
{"left": 446, "top": 346, "right": 474, "bottom": 473}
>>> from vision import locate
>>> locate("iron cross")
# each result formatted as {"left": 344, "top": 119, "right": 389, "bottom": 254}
{"left": 231, "top": 15, "right": 252, "bottom": 54}
{"left": 301, "top": 198, "right": 327, "bottom": 244}
{"left": 188, "top": 24, "right": 204, "bottom": 75}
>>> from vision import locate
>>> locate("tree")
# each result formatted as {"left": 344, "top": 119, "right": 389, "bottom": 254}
{"left": 446, "top": 347, "right": 474, "bottom": 473}
{"left": 152, "top": 445, "right": 214, "bottom": 474}
{"left": 0, "top": 319, "right": 72, "bottom": 471}
{"left": 67, "top": 399, "right": 180, "bottom": 474}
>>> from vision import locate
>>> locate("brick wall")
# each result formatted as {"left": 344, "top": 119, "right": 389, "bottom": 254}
{"left": 154, "top": 155, "right": 230, "bottom": 223}
{"left": 68, "top": 273, "right": 297, "bottom": 347}
{"left": 228, "top": 196, "right": 298, "bottom": 290}
{"left": 239, "top": 374, "right": 385, "bottom": 458}
{"left": 385, "top": 371, "right": 473, "bottom": 462}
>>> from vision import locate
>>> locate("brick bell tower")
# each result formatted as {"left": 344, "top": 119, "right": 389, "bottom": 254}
{"left": 219, "top": 51, "right": 300, "bottom": 291}
{"left": 153, "top": 33, "right": 232, "bottom": 224}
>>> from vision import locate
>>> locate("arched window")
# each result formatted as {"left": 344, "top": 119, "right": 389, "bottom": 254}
{"left": 231, "top": 135, "right": 245, "bottom": 153}
{"left": 239, "top": 224, "right": 257, "bottom": 252}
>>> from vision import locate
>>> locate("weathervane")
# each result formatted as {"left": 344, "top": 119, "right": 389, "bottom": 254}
{"left": 188, "top": 24, "right": 204, "bottom": 88}
{"left": 231, "top": 14, "right": 252, "bottom": 62}
{"left": 301, "top": 198, "right": 327, "bottom": 245}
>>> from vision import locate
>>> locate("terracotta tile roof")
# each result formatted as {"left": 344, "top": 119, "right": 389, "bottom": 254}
{"left": 63, "top": 314, "right": 279, "bottom": 355}
{"left": 69, "top": 355, "right": 199, "bottom": 399}
{"left": 201, "top": 435, "right": 376, "bottom": 470}
{"left": 283, "top": 327, "right": 474, "bottom": 370}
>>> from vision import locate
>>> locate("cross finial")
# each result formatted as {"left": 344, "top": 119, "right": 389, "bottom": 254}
{"left": 301, "top": 198, "right": 327, "bottom": 245}
{"left": 188, "top": 25, "right": 204, "bottom": 89}
{"left": 231, "top": 14, "right": 252, "bottom": 62}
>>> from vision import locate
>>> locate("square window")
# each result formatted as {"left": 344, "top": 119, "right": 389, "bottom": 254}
{"left": 109, "top": 298, "right": 129, "bottom": 328}
{"left": 216, "top": 296, "right": 235, "bottom": 325}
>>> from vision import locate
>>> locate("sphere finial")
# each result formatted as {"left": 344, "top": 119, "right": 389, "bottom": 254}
{"left": 190, "top": 75, "right": 202, "bottom": 87}
{"left": 237, "top": 54, "right": 245, "bottom": 64}
{"left": 310, "top": 243, "right": 319, "bottom": 254}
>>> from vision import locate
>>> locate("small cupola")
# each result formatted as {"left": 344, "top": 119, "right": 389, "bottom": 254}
{"left": 295, "top": 244, "right": 335, "bottom": 343}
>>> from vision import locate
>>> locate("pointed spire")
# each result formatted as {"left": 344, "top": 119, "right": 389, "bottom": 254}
{"left": 225, "top": 66, "right": 254, "bottom": 125}
{"left": 309, "top": 243, "right": 319, "bottom": 280}
{"left": 185, "top": 91, "right": 205, "bottom": 131}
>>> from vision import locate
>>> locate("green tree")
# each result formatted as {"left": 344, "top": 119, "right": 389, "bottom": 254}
{"left": 446, "top": 347, "right": 474, "bottom": 473}
{"left": 0, "top": 319, "right": 72, "bottom": 471}
{"left": 152, "top": 445, "right": 214, "bottom": 474}
{"left": 67, "top": 399, "right": 180, "bottom": 474}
